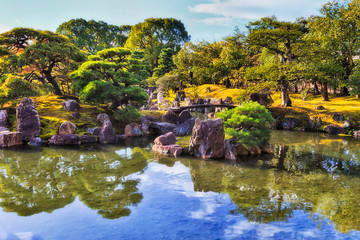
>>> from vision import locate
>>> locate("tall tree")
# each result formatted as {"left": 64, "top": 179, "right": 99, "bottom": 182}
{"left": 125, "top": 18, "right": 190, "bottom": 75}
{"left": 307, "top": 0, "right": 360, "bottom": 96}
{"left": 246, "top": 16, "right": 307, "bottom": 107}
{"left": 57, "top": 18, "right": 132, "bottom": 54}
{"left": 70, "top": 47, "right": 149, "bottom": 109}
{"left": 0, "top": 28, "right": 86, "bottom": 95}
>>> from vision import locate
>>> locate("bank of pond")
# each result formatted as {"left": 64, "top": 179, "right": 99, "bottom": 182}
{"left": 0, "top": 130, "right": 359, "bottom": 239}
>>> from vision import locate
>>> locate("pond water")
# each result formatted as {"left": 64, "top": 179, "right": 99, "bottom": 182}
{"left": 0, "top": 131, "right": 360, "bottom": 240}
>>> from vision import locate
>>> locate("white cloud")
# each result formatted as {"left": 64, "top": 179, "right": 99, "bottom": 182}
{"left": 0, "top": 24, "right": 11, "bottom": 33}
{"left": 189, "top": 0, "right": 328, "bottom": 24}
{"left": 202, "top": 17, "right": 234, "bottom": 26}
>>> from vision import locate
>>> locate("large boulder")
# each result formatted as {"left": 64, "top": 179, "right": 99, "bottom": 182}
{"left": 154, "top": 132, "right": 177, "bottom": 146}
{"left": 16, "top": 97, "right": 41, "bottom": 142}
{"left": 99, "top": 120, "right": 118, "bottom": 144}
{"left": 71, "top": 112, "right": 81, "bottom": 119}
{"left": 189, "top": 118, "right": 225, "bottom": 159}
{"left": 140, "top": 116, "right": 151, "bottom": 135}
{"left": 0, "top": 110, "right": 8, "bottom": 128}
{"left": 49, "top": 134, "right": 81, "bottom": 145}
{"left": 325, "top": 124, "right": 345, "bottom": 135}
{"left": 61, "top": 100, "right": 80, "bottom": 111}
{"left": 333, "top": 113, "right": 344, "bottom": 122}
{"left": 87, "top": 127, "right": 102, "bottom": 135}
{"left": 152, "top": 144, "right": 182, "bottom": 157}
{"left": 163, "top": 110, "right": 178, "bottom": 124}
{"left": 353, "top": 130, "right": 360, "bottom": 139}
{"left": 124, "top": 123, "right": 142, "bottom": 137}
{"left": 282, "top": 117, "right": 302, "bottom": 130}
{"left": 58, "top": 121, "right": 77, "bottom": 135}
{"left": 177, "top": 110, "right": 192, "bottom": 124}
{"left": 97, "top": 113, "right": 110, "bottom": 125}
{"left": 150, "top": 122, "right": 176, "bottom": 135}
{"left": 157, "top": 92, "right": 169, "bottom": 109}
{"left": 174, "top": 118, "right": 195, "bottom": 136}
{"left": 0, "top": 132, "right": 22, "bottom": 147}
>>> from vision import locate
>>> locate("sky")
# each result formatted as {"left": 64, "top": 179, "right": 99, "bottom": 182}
{"left": 0, "top": 0, "right": 328, "bottom": 42}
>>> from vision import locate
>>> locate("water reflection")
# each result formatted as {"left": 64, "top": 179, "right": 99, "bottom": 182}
{"left": 0, "top": 145, "right": 148, "bottom": 219}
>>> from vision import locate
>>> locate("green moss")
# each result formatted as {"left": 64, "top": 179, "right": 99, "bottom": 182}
{"left": 176, "top": 136, "right": 191, "bottom": 148}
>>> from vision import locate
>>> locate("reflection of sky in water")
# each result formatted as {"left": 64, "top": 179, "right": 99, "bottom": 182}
{"left": 0, "top": 137, "right": 360, "bottom": 239}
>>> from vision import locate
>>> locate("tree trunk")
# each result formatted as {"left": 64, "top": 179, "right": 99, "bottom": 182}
{"left": 294, "top": 84, "right": 298, "bottom": 93}
{"left": 280, "top": 80, "right": 291, "bottom": 107}
{"left": 43, "top": 70, "right": 63, "bottom": 95}
{"left": 314, "top": 82, "right": 320, "bottom": 95}
{"left": 321, "top": 82, "right": 329, "bottom": 101}
{"left": 340, "top": 86, "right": 349, "bottom": 96}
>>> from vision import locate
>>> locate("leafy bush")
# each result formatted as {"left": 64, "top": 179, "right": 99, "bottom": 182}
{"left": 0, "top": 75, "right": 41, "bottom": 101}
{"left": 217, "top": 101, "right": 274, "bottom": 148}
{"left": 113, "top": 107, "right": 141, "bottom": 125}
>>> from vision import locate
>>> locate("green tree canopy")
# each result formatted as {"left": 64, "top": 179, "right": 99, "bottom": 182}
{"left": 71, "top": 47, "right": 149, "bottom": 109}
{"left": 57, "top": 18, "right": 132, "bottom": 54}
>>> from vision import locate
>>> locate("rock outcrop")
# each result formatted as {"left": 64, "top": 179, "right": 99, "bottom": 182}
{"left": 80, "top": 135, "right": 97, "bottom": 144}
{"left": 0, "top": 110, "right": 8, "bottom": 128}
{"left": 99, "top": 120, "right": 118, "bottom": 144}
{"left": 49, "top": 134, "right": 81, "bottom": 145}
{"left": 177, "top": 110, "right": 192, "bottom": 124}
{"left": 124, "top": 123, "right": 142, "bottom": 137}
{"left": 97, "top": 113, "right": 110, "bottom": 125}
{"left": 16, "top": 97, "right": 41, "bottom": 142}
{"left": 152, "top": 132, "right": 182, "bottom": 157}
{"left": 325, "top": 124, "right": 345, "bottom": 135}
{"left": 61, "top": 100, "right": 80, "bottom": 111}
{"left": 282, "top": 117, "right": 302, "bottom": 130}
{"left": 163, "top": 110, "right": 177, "bottom": 124}
{"left": 189, "top": 118, "right": 225, "bottom": 159}
{"left": 0, "top": 132, "right": 22, "bottom": 147}
{"left": 150, "top": 122, "right": 176, "bottom": 135}
{"left": 87, "top": 127, "right": 102, "bottom": 136}
{"left": 174, "top": 118, "right": 195, "bottom": 136}
{"left": 58, "top": 121, "right": 77, "bottom": 135}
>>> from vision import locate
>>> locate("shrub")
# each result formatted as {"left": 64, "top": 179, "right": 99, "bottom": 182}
{"left": 217, "top": 101, "right": 274, "bottom": 148}
{"left": 113, "top": 107, "right": 141, "bottom": 125}
{"left": 0, "top": 75, "right": 41, "bottom": 101}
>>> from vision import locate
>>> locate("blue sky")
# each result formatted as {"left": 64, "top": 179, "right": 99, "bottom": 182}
{"left": 0, "top": 0, "right": 328, "bottom": 42}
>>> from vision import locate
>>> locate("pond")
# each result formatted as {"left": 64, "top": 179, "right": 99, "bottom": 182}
{"left": 0, "top": 131, "right": 360, "bottom": 240}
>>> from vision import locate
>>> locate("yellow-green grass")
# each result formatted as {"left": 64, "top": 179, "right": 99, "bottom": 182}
{"left": 270, "top": 92, "right": 360, "bottom": 129}
{"left": 3, "top": 95, "right": 108, "bottom": 140}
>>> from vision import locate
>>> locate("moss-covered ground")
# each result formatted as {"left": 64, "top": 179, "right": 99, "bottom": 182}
{"left": 3, "top": 95, "right": 109, "bottom": 140}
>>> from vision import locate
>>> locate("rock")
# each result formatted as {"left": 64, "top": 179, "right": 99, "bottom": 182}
{"left": 154, "top": 132, "right": 177, "bottom": 146}
{"left": 61, "top": 100, "right": 80, "bottom": 111}
{"left": 16, "top": 97, "right": 41, "bottom": 142}
{"left": 124, "top": 123, "right": 142, "bottom": 137}
{"left": 248, "top": 146, "right": 262, "bottom": 155}
{"left": 149, "top": 92, "right": 157, "bottom": 100}
{"left": 174, "top": 118, "right": 195, "bottom": 136}
{"left": 157, "top": 92, "right": 169, "bottom": 109}
{"left": 163, "top": 110, "right": 178, "bottom": 124}
{"left": 353, "top": 130, "right": 360, "bottom": 139}
{"left": 325, "top": 124, "right": 345, "bottom": 135}
{"left": 236, "top": 144, "right": 249, "bottom": 156}
{"left": 49, "top": 134, "right": 81, "bottom": 145}
{"left": 283, "top": 117, "right": 302, "bottom": 130}
{"left": 71, "top": 112, "right": 81, "bottom": 119}
{"left": 315, "top": 105, "right": 325, "bottom": 110}
{"left": 261, "top": 145, "right": 275, "bottom": 154}
{"left": 189, "top": 118, "right": 225, "bottom": 159}
{"left": 58, "top": 121, "right": 77, "bottom": 135}
{"left": 224, "top": 97, "right": 233, "bottom": 104}
{"left": 99, "top": 120, "right": 118, "bottom": 144}
{"left": 87, "top": 127, "right": 102, "bottom": 135}
{"left": 152, "top": 144, "right": 182, "bottom": 157}
{"left": 80, "top": 135, "right": 97, "bottom": 144}
{"left": 97, "top": 113, "right": 110, "bottom": 125}
{"left": 333, "top": 113, "right": 344, "bottom": 122}
{"left": 184, "top": 97, "right": 193, "bottom": 106}
{"left": 224, "top": 139, "right": 237, "bottom": 160}
{"left": 308, "top": 116, "right": 322, "bottom": 130}
{"left": 343, "top": 117, "right": 357, "bottom": 129}
{"left": 149, "top": 105, "right": 159, "bottom": 111}
{"left": 177, "top": 110, "right": 192, "bottom": 124}
{"left": 248, "top": 92, "right": 273, "bottom": 106}
{"left": 0, "top": 132, "right": 22, "bottom": 147}
{"left": 117, "top": 134, "right": 127, "bottom": 140}
{"left": 0, "top": 110, "right": 8, "bottom": 128}
{"left": 206, "top": 87, "right": 211, "bottom": 93}
{"left": 29, "top": 137, "right": 45, "bottom": 146}
{"left": 140, "top": 116, "right": 151, "bottom": 135}
{"left": 149, "top": 122, "right": 176, "bottom": 135}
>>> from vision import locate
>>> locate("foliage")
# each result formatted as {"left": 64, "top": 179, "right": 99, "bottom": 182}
{"left": 57, "top": 18, "right": 132, "bottom": 54}
{"left": 152, "top": 48, "right": 175, "bottom": 77}
{"left": 217, "top": 101, "right": 274, "bottom": 147}
{"left": 113, "top": 106, "right": 142, "bottom": 125}
{"left": 71, "top": 47, "right": 149, "bottom": 109}
{"left": 1, "top": 75, "right": 41, "bottom": 99}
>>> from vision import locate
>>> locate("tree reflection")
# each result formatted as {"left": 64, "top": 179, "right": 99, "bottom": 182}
{"left": 0, "top": 145, "right": 147, "bottom": 219}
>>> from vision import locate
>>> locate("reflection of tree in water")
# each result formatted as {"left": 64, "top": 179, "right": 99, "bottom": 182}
{"left": 0, "top": 145, "right": 147, "bottom": 219}
{"left": 181, "top": 137, "right": 360, "bottom": 233}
